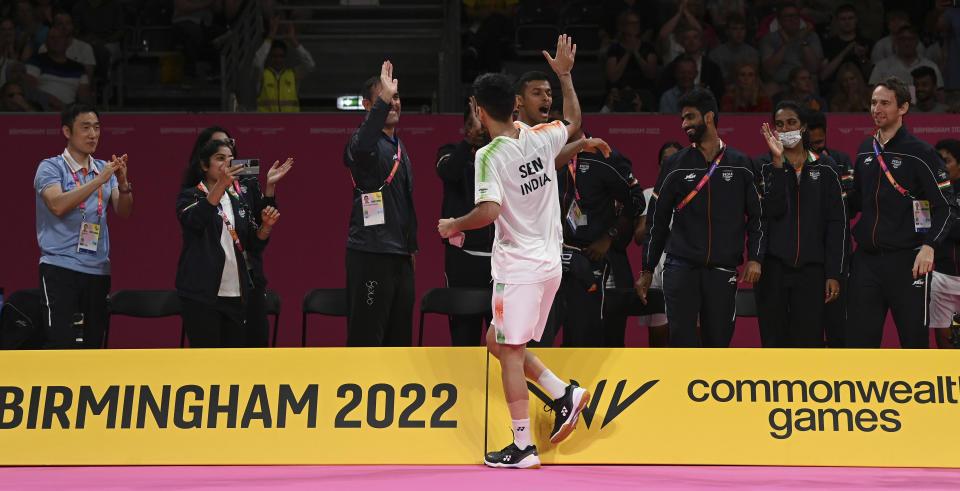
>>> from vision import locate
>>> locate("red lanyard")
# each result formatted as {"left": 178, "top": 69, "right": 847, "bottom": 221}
{"left": 872, "top": 132, "right": 911, "bottom": 197}
{"left": 350, "top": 144, "right": 401, "bottom": 192}
{"left": 677, "top": 139, "right": 726, "bottom": 210}
{"left": 69, "top": 167, "right": 102, "bottom": 221}
{"left": 567, "top": 154, "right": 581, "bottom": 202}
{"left": 198, "top": 182, "right": 244, "bottom": 252}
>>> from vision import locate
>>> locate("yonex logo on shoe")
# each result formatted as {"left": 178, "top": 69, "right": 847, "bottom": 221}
{"left": 516, "top": 426, "right": 525, "bottom": 431}
{"left": 561, "top": 407, "right": 568, "bottom": 417}
{"left": 503, "top": 455, "right": 511, "bottom": 461}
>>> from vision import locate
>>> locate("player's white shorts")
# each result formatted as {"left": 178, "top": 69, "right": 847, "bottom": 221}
{"left": 637, "top": 261, "right": 667, "bottom": 327}
{"left": 491, "top": 275, "right": 561, "bottom": 345}
{"left": 929, "top": 271, "right": 960, "bottom": 328}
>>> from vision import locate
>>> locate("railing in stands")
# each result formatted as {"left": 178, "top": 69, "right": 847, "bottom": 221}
{"left": 220, "top": 0, "right": 264, "bottom": 111}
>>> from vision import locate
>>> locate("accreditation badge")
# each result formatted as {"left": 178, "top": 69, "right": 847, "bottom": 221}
{"left": 361, "top": 191, "right": 385, "bottom": 226}
{"left": 913, "top": 200, "right": 931, "bottom": 232}
{"left": 565, "top": 200, "right": 588, "bottom": 231}
{"left": 77, "top": 222, "right": 101, "bottom": 255}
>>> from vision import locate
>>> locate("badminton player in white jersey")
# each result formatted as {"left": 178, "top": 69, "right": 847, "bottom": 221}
{"left": 439, "top": 35, "right": 611, "bottom": 469}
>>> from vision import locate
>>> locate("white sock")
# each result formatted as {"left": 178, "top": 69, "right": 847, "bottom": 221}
{"left": 512, "top": 418, "right": 532, "bottom": 449}
{"left": 537, "top": 370, "right": 568, "bottom": 400}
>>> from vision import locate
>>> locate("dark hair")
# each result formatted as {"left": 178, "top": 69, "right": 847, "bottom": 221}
{"left": 805, "top": 108, "right": 827, "bottom": 132}
{"left": 896, "top": 25, "right": 918, "bottom": 38}
{"left": 515, "top": 71, "right": 550, "bottom": 95}
{"left": 52, "top": 8, "right": 71, "bottom": 20}
{"left": 361, "top": 75, "right": 380, "bottom": 101}
{"left": 774, "top": 100, "right": 811, "bottom": 149}
{"left": 874, "top": 76, "right": 911, "bottom": 107}
{"left": 270, "top": 39, "right": 288, "bottom": 54}
{"left": 778, "top": 2, "right": 799, "bottom": 13}
{"left": 658, "top": 141, "right": 683, "bottom": 164}
{"left": 678, "top": 89, "right": 719, "bottom": 126}
{"left": 181, "top": 139, "right": 233, "bottom": 189}
{"left": 910, "top": 66, "right": 937, "bottom": 84}
{"left": 61, "top": 103, "right": 99, "bottom": 130}
{"left": 835, "top": 4, "right": 856, "bottom": 16}
{"left": 788, "top": 66, "right": 810, "bottom": 83}
{"left": 725, "top": 13, "right": 746, "bottom": 26}
{"left": 473, "top": 72, "right": 516, "bottom": 123}
{"left": 936, "top": 139, "right": 960, "bottom": 163}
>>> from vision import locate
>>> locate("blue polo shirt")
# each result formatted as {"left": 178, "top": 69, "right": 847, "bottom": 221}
{"left": 34, "top": 153, "right": 118, "bottom": 275}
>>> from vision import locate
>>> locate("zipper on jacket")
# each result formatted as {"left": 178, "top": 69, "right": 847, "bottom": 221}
{"left": 872, "top": 164, "right": 880, "bottom": 249}
{"left": 795, "top": 185, "right": 801, "bottom": 266}
{"left": 706, "top": 181, "right": 712, "bottom": 265}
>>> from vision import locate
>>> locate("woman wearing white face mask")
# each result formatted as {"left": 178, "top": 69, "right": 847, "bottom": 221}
{"left": 753, "top": 101, "right": 848, "bottom": 348}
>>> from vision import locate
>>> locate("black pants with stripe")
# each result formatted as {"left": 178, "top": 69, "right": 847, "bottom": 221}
{"left": 822, "top": 274, "right": 848, "bottom": 348}
{"left": 847, "top": 249, "right": 930, "bottom": 348}
{"left": 345, "top": 249, "right": 414, "bottom": 347}
{"left": 444, "top": 245, "right": 491, "bottom": 346}
{"left": 662, "top": 256, "right": 738, "bottom": 347}
{"left": 755, "top": 258, "right": 825, "bottom": 348}
{"left": 39, "top": 263, "right": 110, "bottom": 349}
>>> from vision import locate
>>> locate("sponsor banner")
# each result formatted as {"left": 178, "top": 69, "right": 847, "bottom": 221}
{"left": 0, "top": 348, "right": 486, "bottom": 465}
{"left": 487, "top": 348, "right": 960, "bottom": 467}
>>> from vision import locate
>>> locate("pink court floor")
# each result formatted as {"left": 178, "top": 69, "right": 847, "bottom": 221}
{"left": 2, "top": 465, "right": 960, "bottom": 490}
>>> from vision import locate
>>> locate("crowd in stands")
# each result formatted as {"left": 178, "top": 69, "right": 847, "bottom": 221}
{"left": 462, "top": 0, "right": 960, "bottom": 113}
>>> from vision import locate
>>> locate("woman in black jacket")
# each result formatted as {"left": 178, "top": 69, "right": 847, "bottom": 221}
{"left": 176, "top": 139, "right": 280, "bottom": 347}
{"left": 187, "top": 126, "right": 293, "bottom": 346}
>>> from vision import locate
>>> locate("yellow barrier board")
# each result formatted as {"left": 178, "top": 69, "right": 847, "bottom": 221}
{"left": 0, "top": 348, "right": 487, "bottom": 465}
{"left": 486, "top": 348, "right": 960, "bottom": 467}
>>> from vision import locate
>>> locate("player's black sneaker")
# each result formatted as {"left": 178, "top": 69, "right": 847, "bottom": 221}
{"left": 548, "top": 382, "right": 591, "bottom": 444}
{"left": 483, "top": 442, "right": 541, "bottom": 469}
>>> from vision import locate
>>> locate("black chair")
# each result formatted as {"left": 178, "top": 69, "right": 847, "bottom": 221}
{"left": 736, "top": 289, "right": 759, "bottom": 317}
{"left": 301, "top": 288, "right": 347, "bottom": 347}
{"left": 562, "top": 24, "right": 602, "bottom": 53}
{"left": 106, "top": 290, "right": 181, "bottom": 348}
{"left": 417, "top": 287, "right": 492, "bottom": 347}
{"left": 266, "top": 289, "right": 281, "bottom": 347}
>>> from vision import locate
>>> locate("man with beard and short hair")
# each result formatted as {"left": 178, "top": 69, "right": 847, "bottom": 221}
{"left": 845, "top": 77, "right": 954, "bottom": 348}
{"left": 636, "top": 89, "right": 765, "bottom": 347}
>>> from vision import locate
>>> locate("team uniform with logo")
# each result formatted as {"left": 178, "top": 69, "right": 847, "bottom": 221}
{"left": 927, "top": 179, "right": 960, "bottom": 331}
{"left": 641, "top": 143, "right": 766, "bottom": 347}
{"left": 846, "top": 126, "right": 954, "bottom": 348}
{"left": 754, "top": 152, "right": 847, "bottom": 347}
{"left": 474, "top": 120, "right": 568, "bottom": 345}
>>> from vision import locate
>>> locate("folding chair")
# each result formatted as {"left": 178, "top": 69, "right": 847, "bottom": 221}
{"left": 106, "top": 290, "right": 181, "bottom": 348}
{"left": 266, "top": 289, "right": 281, "bottom": 347}
{"left": 301, "top": 288, "right": 347, "bottom": 347}
{"left": 417, "top": 287, "right": 492, "bottom": 346}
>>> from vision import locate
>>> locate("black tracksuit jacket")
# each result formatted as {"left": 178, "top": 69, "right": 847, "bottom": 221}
{"left": 755, "top": 152, "right": 847, "bottom": 279}
{"left": 435, "top": 140, "right": 494, "bottom": 252}
{"left": 848, "top": 126, "right": 954, "bottom": 252}
{"left": 642, "top": 144, "right": 766, "bottom": 271}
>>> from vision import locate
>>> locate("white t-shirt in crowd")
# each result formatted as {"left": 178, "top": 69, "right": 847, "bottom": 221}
{"left": 200, "top": 182, "right": 241, "bottom": 297}
{"left": 39, "top": 38, "right": 97, "bottom": 67}
{"left": 475, "top": 120, "right": 568, "bottom": 284}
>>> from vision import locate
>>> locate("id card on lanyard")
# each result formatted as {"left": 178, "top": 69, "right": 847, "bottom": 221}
{"left": 198, "top": 182, "right": 244, "bottom": 252}
{"left": 872, "top": 136, "right": 930, "bottom": 232}
{"left": 677, "top": 139, "right": 726, "bottom": 211}
{"left": 565, "top": 154, "right": 588, "bottom": 231}
{"left": 352, "top": 144, "right": 401, "bottom": 226}
{"left": 64, "top": 153, "right": 104, "bottom": 255}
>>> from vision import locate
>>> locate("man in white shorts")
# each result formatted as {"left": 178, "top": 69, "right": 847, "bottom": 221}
{"left": 438, "top": 35, "right": 610, "bottom": 469}
{"left": 931, "top": 139, "right": 960, "bottom": 349}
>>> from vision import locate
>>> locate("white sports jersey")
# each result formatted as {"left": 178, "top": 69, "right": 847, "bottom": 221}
{"left": 475, "top": 120, "right": 568, "bottom": 284}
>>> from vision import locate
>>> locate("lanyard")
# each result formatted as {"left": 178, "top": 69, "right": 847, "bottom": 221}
{"left": 198, "top": 182, "right": 244, "bottom": 252}
{"left": 872, "top": 134, "right": 911, "bottom": 197}
{"left": 351, "top": 143, "right": 402, "bottom": 192}
{"left": 65, "top": 158, "right": 103, "bottom": 221}
{"left": 677, "top": 139, "right": 726, "bottom": 210}
{"left": 567, "top": 154, "right": 581, "bottom": 202}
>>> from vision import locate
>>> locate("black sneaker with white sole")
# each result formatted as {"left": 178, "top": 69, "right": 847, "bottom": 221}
{"left": 483, "top": 442, "right": 541, "bottom": 469}
{"left": 548, "top": 382, "right": 591, "bottom": 444}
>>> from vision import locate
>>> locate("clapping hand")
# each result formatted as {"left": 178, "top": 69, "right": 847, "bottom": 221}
{"left": 267, "top": 158, "right": 293, "bottom": 186}
{"left": 761, "top": 122, "right": 784, "bottom": 167}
